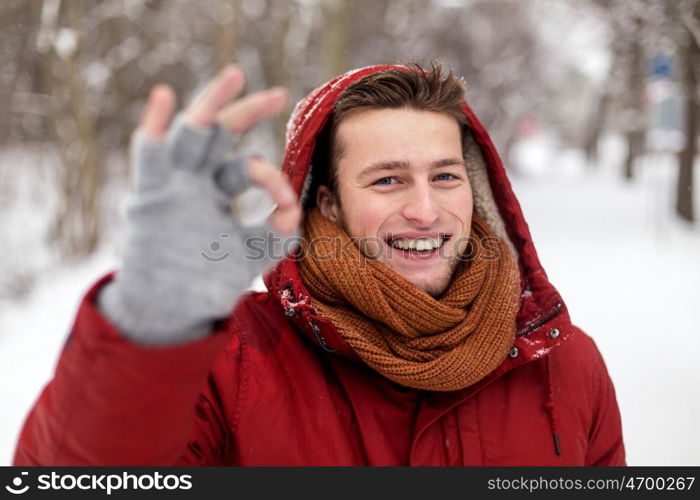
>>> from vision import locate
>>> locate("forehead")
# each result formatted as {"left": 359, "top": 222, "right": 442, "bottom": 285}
{"left": 334, "top": 108, "right": 463, "bottom": 173}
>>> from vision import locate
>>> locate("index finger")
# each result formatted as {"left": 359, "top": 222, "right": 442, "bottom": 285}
{"left": 138, "top": 84, "right": 176, "bottom": 141}
{"left": 185, "top": 65, "right": 246, "bottom": 128}
{"left": 218, "top": 87, "right": 289, "bottom": 133}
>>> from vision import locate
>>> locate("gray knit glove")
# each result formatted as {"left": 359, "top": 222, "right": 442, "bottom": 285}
{"left": 98, "top": 115, "right": 296, "bottom": 344}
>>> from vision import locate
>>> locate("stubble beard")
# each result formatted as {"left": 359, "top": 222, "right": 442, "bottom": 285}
{"left": 413, "top": 256, "right": 463, "bottom": 298}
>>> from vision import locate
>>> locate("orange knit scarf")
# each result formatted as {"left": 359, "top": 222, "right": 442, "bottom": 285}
{"left": 297, "top": 207, "right": 521, "bottom": 391}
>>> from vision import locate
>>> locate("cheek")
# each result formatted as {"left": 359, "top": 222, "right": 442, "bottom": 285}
{"left": 445, "top": 188, "right": 474, "bottom": 256}
{"left": 338, "top": 188, "right": 389, "bottom": 235}
{"left": 345, "top": 204, "right": 387, "bottom": 238}
{"left": 354, "top": 210, "right": 388, "bottom": 259}
{"left": 458, "top": 194, "right": 474, "bottom": 226}
{"left": 338, "top": 192, "right": 393, "bottom": 259}
{"left": 441, "top": 184, "right": 473, "bottom": 220}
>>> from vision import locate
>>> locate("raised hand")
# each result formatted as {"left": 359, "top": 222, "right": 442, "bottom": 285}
{"left": 98, "top": 65, "right": 301, "bottom": 344}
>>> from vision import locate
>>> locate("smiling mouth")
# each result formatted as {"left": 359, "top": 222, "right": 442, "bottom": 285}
{"left": 385, "top": 234, "right": 451, "bottom": 255}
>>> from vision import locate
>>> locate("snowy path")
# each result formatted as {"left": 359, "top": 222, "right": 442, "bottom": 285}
{"left": 511, "top": 144, "right": 700, "bottom": 465}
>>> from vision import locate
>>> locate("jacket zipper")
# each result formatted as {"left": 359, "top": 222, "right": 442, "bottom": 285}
{"left": 516, "top": 301, "right": 562, "bottom": 337}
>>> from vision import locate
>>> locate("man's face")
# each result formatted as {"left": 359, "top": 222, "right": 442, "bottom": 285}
{"left": 317, "top": 108, "right": 473, "bottom": 297}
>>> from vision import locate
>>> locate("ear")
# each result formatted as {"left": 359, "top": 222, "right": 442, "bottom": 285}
{"left": 316, "top": 185, "right": 341, "bottom": 224}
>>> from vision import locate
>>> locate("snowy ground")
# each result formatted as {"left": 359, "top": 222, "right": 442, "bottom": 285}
{"left": 511, "top": 134, "right": 700, "bottom": 465}
{"left": 1, "top": 135, "right": 699, "bottom": 465}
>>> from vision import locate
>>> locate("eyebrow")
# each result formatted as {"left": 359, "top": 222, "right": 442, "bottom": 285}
{"left": 356, "top": 158, "right": 466, "bottom": 181}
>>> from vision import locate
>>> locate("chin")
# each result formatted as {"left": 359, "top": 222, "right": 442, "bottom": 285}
{"left": 399, "top": 261, "right": 461, "bottom": 298}
{"left": 398, "top": 272, "right": 451, "bottom": 297}
{"left": 416, "top": 279, "right": 451, "bottom": 298}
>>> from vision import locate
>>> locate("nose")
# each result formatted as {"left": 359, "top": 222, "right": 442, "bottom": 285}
{"left": 400, "top": 181, "right": 441, "bottom": 226}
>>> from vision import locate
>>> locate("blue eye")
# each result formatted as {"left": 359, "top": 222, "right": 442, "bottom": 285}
{"left": 373, "top": 177, "right": 396, "bottom": 185}
{"left": 435, "top": 173, "right": 456, "bottom": 181}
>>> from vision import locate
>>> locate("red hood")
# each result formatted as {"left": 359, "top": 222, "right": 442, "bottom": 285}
{"left": 263, "top": 65, "right": 574, "bottom": 368}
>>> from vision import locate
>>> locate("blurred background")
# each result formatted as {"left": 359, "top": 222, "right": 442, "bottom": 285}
{"left": 1, "top": 0, "right": 698, "bottom": 465}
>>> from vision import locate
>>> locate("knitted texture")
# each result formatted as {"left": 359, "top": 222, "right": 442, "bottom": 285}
{"left": 298, "top": 208, "right": 521, "bottom": 391}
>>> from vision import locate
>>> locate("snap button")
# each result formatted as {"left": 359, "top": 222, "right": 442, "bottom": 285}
{"left": 509, "top": 346, "right": 519, "bottom": 358}
{"left": 549, "top": 328, "right": 560, "bottom": 339}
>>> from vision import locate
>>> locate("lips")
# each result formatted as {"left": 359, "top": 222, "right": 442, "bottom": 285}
{"left": 391, "top": 235, "right": 443, "bottom": 251}
{"left": 385, "top": 233, "right": 451, "bottom": 255}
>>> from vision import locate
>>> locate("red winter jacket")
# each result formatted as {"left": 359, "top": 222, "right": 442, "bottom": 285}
{"left": 14, "top": 65, "right": 625, "bottom": 466}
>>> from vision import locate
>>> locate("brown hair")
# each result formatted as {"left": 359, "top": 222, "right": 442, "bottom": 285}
{"left": 306, "top": 61, "right": 469, "bottom": 209}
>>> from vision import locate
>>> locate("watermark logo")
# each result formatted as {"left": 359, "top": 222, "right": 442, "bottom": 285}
{"left": 201, "top": 234, "right": 231, "bottom": 262}
{"left": 5, "top": 471, "right": 29, "bottom": 495}
{"left": 200, "top": 233, "right": 504, "bottom": 266}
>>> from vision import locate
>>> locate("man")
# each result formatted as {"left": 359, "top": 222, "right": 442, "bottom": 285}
{"left": 13, "top": 62, "right": 625, "bottom": 466}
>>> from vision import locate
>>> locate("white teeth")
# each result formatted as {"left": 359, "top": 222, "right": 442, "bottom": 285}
{"left": 391, "top": 236, "right": 444, "bottom": 251}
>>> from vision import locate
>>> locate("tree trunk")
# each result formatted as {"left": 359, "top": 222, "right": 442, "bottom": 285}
{"left": 45, "top": 0, "right": 103, "bottom": 258}
{"left": 216, "top": 0, "right": 239, "bottom": 69}
{"left": 322, "top": 0, "right": 348, "bottom": 82}
{"left": 623, "top": 32, "right": 646, "bottom": 181}
{"left": 677, "top": 29, "right": 698, "bottom": 223}
{"left": 584, "top": 92, "right": 610, "bottom": 167}
{"left": 624, "top": 129, "right": 645, "bottom": 180}
{"left": 271, "top": 0, "right": 291, "bottom": 146}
